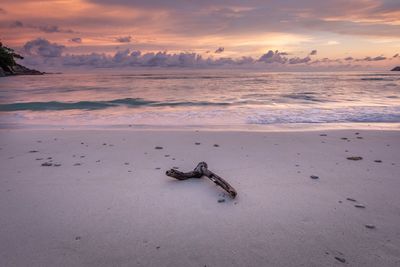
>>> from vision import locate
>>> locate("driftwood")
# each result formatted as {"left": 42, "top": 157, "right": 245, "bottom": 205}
{"left": 166, "top": 162, "right": 237, "bottom": 198}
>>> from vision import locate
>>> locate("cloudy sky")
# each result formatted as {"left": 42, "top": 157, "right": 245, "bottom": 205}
{"left": 0, "top": 0, "right": 399, "bottom": 69}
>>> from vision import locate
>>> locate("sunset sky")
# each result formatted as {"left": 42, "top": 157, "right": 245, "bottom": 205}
{"left": 1, "top": 0, "right": 399, "bottom": 70}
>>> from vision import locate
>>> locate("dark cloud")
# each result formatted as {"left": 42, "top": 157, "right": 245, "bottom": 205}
{"left": 310, "top": 50, "right": 317, "bottom": 55}
{"left": 10, "top": 20, "right": 24, "bottom": 27}
{"left": 38, "top": 25, "right": 74, "bottom": 33}
{"left": 115, "top": 36, "right": 132, "bottom": 43}
{"left": 258, "top": 50, "right": 288, "bottom": 64}
{"left": 69, "top": 37, "right": 82, "bottom": 43}
{"left": 23, "top": 38, "right": 65, "bottom": 57}
{"left": 289, "top": 56, "right": 311, "bottom": 64}
{"left": 8, "top": 21, "right": 74, "bottom": 33}
{"left": 362, "top": 55, "right": 386, "bottom": 61}
{"left": 215, "top": 47, "right": 224, "bottom": 53}
{"left": 344, "top": 56, "right": 354, "bottom": 61}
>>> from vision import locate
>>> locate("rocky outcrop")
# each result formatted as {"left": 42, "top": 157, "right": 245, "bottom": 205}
{"left": 0, "top": 64, "right": 44, "bottom": 76}
{"left": 391, "top": 66, "right": 400, "bottom": 71}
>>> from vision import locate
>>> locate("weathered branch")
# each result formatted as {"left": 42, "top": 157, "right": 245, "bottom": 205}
{"left": 166, "top": 162, "right": 237, "bottom": 198}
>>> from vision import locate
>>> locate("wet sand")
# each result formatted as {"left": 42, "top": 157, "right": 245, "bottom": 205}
{"left": 0, "top": 129, "right": 399, "bottom": 266}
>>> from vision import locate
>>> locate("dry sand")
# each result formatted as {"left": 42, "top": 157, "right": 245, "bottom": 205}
{"left": 0, "top": 129, "right": 399, "bottom": 266}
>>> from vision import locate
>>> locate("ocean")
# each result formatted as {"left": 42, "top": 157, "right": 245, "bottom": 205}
{"left": 0, "top": 70, "right": 399, "bottom": 129}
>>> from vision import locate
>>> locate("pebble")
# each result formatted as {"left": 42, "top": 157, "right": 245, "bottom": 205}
{"left": 75, "top": 236, "right": 81, "bottom": 241}
{"left": 41, "top": 162, "right": 52, "bottom": 167}
{"left": 374, "top": 160, "right": 382, "bottom": 163}
{"left": 319, "top": 134, "right": 327, "bottom": 136}
{"left": 54, "top": 163, "right": 62, "bottom": 167}
{"left": 172, "top": 166, "right": 179, "bottom": 170}
{"left": 347, "top": 156, "right": 363, "bottom": 161}
{"left": 346, "top": 198, "right": 356, "bottom": 202}
{"left": 218, "top": 199, "right": 225, "bottom": 203}
{"left": 354, "top": 204, "right": 366, "bottom": 208}
{"left": 213, "top": 144, "right": 219, "bottom": 147}
{"left": 73, "top": 163, "right": 81, "bottom": 166}
{"left": 29, "top": 150, "right": 39, "bottom": 153}
{"left": 334, "top": 257, "right": 346, "bottom": 263}
{"left": 195, "top": 142, "right": 201, "bottom": 145}
{"left": 357, "top": 137, "right": 363, "bottom": 139}
{"left": 310, "top": 175, "right": 319, "bottom": 179}
{"left": 365, "top": 224, "right": 376, "bottom": 229}
{"left": 155, "top": 167, "right": 161, "bottom": 170}
{"left": 155, "top": 146, "right": 163, "bottom": 150}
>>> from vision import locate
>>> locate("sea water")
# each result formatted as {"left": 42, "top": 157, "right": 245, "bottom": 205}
{"left": 0, "top": 70, "right": 399, "bottom": 129}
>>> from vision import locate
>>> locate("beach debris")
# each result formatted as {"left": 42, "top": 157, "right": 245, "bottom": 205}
{"left": 155, "top": 146, "right": 163, "bottom": 150}
{"left": 354, "top": 204, "right": 366, "bottom": 208}
{"left": 374, "top": 160, "right": 382, "bottom": 163}
{"left": 310, "top": 175, "right": 319, "bottom": 179}
{"left": 166, "top": 162, "right": 237, "bottom": 198}
{"left": 365, "top": 224, "right": 376, "bottom": 229}
{"left": 347, "top": 156, "right": 363, "bottom": 161}
{"left": 41, "top": 162, "right": 52, "bottom": 166}
{"left": 334, "top": 256, "right": 346, "bottom": 263}
{"left": 346, "top": 198, "right": 356, "bottom": 202}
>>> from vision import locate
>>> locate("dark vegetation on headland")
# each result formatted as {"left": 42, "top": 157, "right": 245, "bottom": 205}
{"left": 391, "top": 66, "right": 400, "bottom": 71}
{"left": 0, "top": 42, "right": 44, "bottom": 77}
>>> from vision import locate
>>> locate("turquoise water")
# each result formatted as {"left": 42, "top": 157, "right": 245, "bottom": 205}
{"left": 0, "top": 70, "right": 399, "bottom": 127}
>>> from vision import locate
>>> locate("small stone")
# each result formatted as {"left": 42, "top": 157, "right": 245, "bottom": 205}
{"left": 341, "top": 137, "right": 348, "bottom": 140}
{"left": 346, "top": 198, "right": 356, "bottom": 202}
{"left": 36, "top": 158, "right": 43, "bottom": 160}
{"left": 218, "top": 199, "right": 225, "bottom": 203}
{"left": 103, "top": 143, "right": 107, "bottom": 146}
{"left": 80, "top": 156, "right": 85, "bottom": 158}
{"left": 320, "top": 134, "right": 327, "bottom": 136}
{"left": 155, "top": 146, "right": 163, "bottom": 150}
{"left": 29, "top": 150, "right": 39, "bottom": 153}
{"left": 155, "top": 167, "right": 161, "bottom": 170}
{"left": 47, "top": 157, "right": 52, "bottom": 160}
{"left": 195, "top": 142, "right": 201, "bottom": 145}
{"left": 96, "top": 160, "right": 101, "bottom": 162}
{"left": 357, "top": 137, "right": 363, "bottom": 139}
{"left": 156, "top": 246, "right": 160, "bottom": 249}
{"left": 164, "top": 155, "right": 170, "bottom": 157}
{"left": 347, "top": 156, "right": 363, "bottom": 161}
{"left": 213, "top": 144, "right": 219, "bottom": 147}
{"left": 310, "top": 175, "right": 319, "bottom": 179}
{"left": 172, "top": 166, "right": 179, "bottom": 170}
{"left": 335, "top": 256, "right": 346, "bottom": 263}
{"left": 41, "top": 162, "right": 52, "bottom": 166}
{"left": 355, "top": 132, "right": 360, "bottom": 135}
{"left": 374, "top": 160, "right": 382, "bottom": 163}
{"left": 75, "top": 236, "right": 81, "bottom": 241}
{"left": 73, "top": 163, "right": 81, "bottom": 166}
{"left": 365, "top": 224, "right": 376, "bottom": 229}
{"left": 124, "top": 162, "right": 129, "bottom": 165}
{"left": 354, "top": 204, "right": 366, "bottom": 208}
{"left": 53, "top": 163, "right": 61, "bottom": 167}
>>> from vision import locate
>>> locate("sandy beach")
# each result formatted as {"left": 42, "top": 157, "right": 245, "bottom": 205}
{"left": 0, "top": 128, "right": 399, "bottom": 266}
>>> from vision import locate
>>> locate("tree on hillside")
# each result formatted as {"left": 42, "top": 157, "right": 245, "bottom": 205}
{"left": 0, "top": 42, "right": 24, "bottom": 73}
